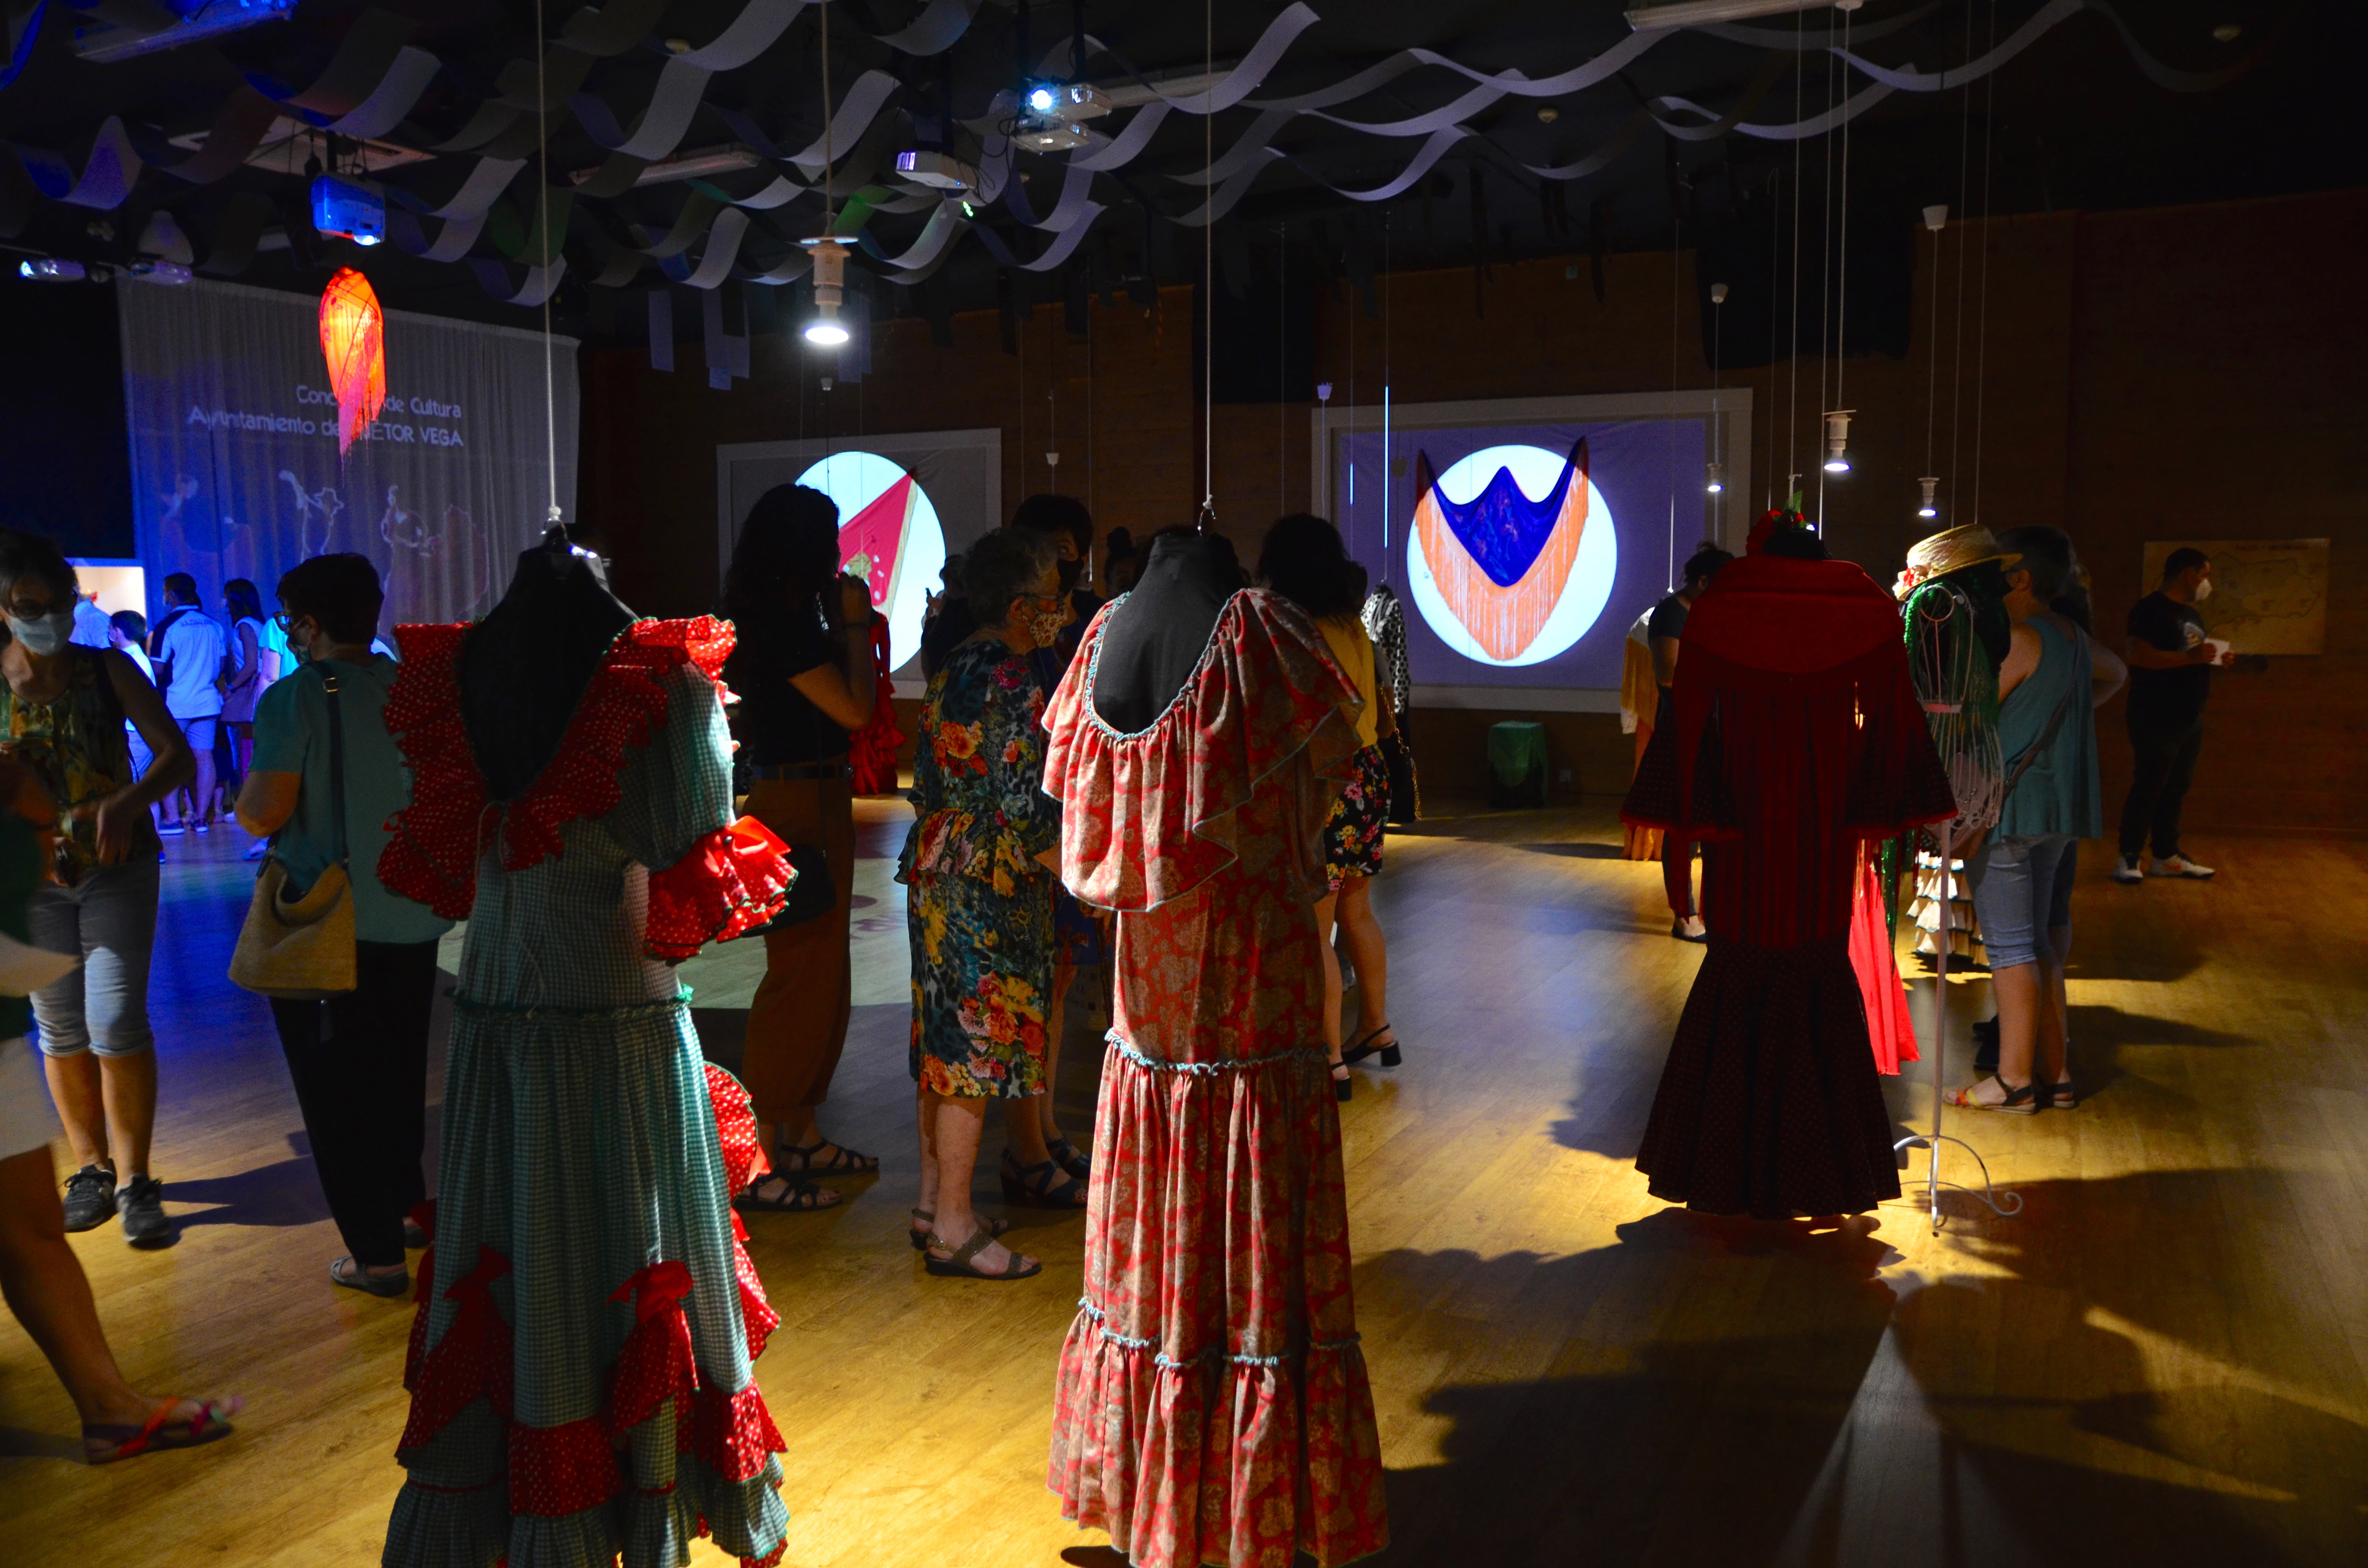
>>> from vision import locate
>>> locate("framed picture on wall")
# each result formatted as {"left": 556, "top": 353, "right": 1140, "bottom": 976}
{"left": 2139, "top": 538, "right": 2328, "bottom": 655}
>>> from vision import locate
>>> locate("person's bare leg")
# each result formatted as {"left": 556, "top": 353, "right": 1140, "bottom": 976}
{"left": 98, "top": 1051, "right": 155, "bottom": 1177}
{"left": 2037, "top": 925, "right": 2072, "bottom": 1086}
{"left": 913, "top": 1084, "right": 939, "bottom": 1228}
{"left": 1315, "top": 892, "right": 1343, "bottom": 1066}
{"left": 1988, "top": 960, "right": 2041, "bottom": 1094}
{"left": 189, "top": 749, "right": 216, "bottom": 828}
{"left": 1000, "top": 1091, "right": 1052, "bottom": 1168}
{"left": 42, "top": 1054, "right": 110, "bottom": 1172}
{"left": 0, "top": 1147, "right": 191, "bottom": 1437}
{"left": 1036, "top": 955, "right": 1073, "bottom": 1148}
{"left": 928, "top": 1095, "right": 1031, "bottom": 1275}
{"left": 1334, "top": 874, "right": 1390, "bottom": 1039}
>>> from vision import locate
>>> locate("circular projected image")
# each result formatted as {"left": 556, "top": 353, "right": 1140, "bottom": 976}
{"left": 795, "top": 451, "right": 947, "bottom": 671}
{"left": 1406, "top": 443, "right": 1617, "bottom": 667}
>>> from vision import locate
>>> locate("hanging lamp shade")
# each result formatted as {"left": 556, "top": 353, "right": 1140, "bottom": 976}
{"left": 319, "top": 267, "right": 386, "bottom": 455}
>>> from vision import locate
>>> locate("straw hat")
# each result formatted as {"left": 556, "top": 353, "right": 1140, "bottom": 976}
{"left": 1894, "top": 523, "right": 2020, "bottom": 600}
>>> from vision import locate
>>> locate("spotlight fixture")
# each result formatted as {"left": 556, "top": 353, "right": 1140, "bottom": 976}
{"left": 1917, "top": 476, "right": 1939, "bottom": 519}
{"left": 127, "top": 258, "right": 193, "bottom": 284}
{"left": 1706, "top": 461, "right": 1724, "bottom": 496}
{"left": 18, "top": 258, "right": 86, "bottom": 281}
{"left": 1823, "top": 409, "right": 1854, "bottom": 474}
{"left": 894, "top": 149, "right": 980, "bottom": 192}
{"left": 801, "top": 237, "right": 851, "bottom": 346}
{"left": 1923, "top": 204, "right": 1949, "bottom": 233}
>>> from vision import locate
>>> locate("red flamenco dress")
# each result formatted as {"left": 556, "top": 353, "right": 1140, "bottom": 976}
{"left": 1041, "top": 590, "right": 1390, "bottom": 1568}
{"left": 1621, "top": 555, "right": 1955, "bottom": 1217}
{"left": 378, "top": 617, "right": 796, "bottom": 1568}
{"left": 849, "top": 610, "right": 905, "bottom": 796}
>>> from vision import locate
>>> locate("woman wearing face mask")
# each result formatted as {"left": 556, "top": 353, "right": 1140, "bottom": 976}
{"left": 897, "top": 527, "right": 1077, "bottom": 1277}
{"left": 0, "top": 531, "right": 192, "bottom": 1246}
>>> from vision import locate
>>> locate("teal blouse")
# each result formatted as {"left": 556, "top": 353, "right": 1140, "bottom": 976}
{"left": 1997, "top": 614, "right": 2101, "bottom": 840}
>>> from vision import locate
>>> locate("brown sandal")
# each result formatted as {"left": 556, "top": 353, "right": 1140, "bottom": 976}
{"left": 925, "top": 1225, "right": 1040, "bottom": 1281}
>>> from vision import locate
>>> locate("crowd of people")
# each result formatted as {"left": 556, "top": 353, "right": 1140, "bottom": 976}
{"left": 0, "top": 488, "right": 2232, "bottom": 1565}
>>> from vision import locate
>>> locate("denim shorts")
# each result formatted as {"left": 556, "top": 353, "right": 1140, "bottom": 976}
{"left": 1972, "top": 833, "right": 2078, "bottom": 970}
{"left": 31, "top": 857, "right": 160, "bottom": 1059}
{"left": 178, "top": 713, "right": 218, "bottom": 753}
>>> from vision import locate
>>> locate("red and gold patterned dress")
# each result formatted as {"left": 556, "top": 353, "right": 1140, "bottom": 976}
{"left": 1041, "top": 589, "right": 1389, "bottom": 1568}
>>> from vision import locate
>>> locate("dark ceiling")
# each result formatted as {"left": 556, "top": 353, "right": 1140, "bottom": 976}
{"left": 0, "top": 0, "right": 2358, "bottom": 351}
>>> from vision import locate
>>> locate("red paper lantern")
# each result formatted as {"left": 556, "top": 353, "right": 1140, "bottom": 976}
{"left": 319, "top": 266, "right": 386, "bottom": 455}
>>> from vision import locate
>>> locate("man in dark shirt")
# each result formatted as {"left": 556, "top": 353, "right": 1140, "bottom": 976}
{"left": 2115, "top": 547, "right": 2233, "bottom": 882}
{"left": 1648, "top": 543, "right": 1732, "bottom": 940}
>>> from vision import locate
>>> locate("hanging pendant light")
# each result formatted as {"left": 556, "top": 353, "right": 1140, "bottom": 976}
{"left": 319, "top": 266, "right": 386, "bottom": 456}
{"left": 1917, "top": 475, "right": 1940, "bottom": 519}
{"left": 1823, "top": 409, "right": 1854, "bottom": 474}
{"left": 801, "top": 238, "right": 851, "bottom": 346}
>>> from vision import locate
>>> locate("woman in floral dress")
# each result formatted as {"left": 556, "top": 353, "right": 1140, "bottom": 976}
{"left": 900, "top": 529, "right": 1074, "bottom": 1280}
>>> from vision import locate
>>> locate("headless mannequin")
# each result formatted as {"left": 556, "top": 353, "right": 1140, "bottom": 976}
{"left": 1091, "top": 532, "right": 1240, "bottom": 733}
{"left": 459, "top": 529, "right": 637, "bottom": 802}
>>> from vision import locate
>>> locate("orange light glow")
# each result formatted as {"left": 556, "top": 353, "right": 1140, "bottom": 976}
{"left": 318, "top": 267, "right": 386, "bottom": 456}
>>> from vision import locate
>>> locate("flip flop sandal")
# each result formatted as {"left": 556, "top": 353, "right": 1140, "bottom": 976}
{"left": 925, "top": 1226, "right": 1041, "bottom": 1281}
{"left": 776, "top": 1139, "right": 879, "bottom": 1177}
{"left": 1946, "top": 1074, "right": 2038, "bottom": 1115}
{"left": 85, "top": 1396, "right": 242, "bottom": 1464}
{"left": 735, "top": 1175, "right": 842, "bottom": 1213}
{"left": 1000, "top": 1151, "right": 1087, "bottom": 1208}
{"left": 907, "top": 1207, "right": 1010, "bottom": 1251}
{"left": 330, "top": 1256, "right": 410, "bottom": 1298}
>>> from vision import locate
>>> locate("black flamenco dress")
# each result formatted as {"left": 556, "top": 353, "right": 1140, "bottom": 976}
{"left": 1621, "top": 552, "right": 1955, "bottom": 1218}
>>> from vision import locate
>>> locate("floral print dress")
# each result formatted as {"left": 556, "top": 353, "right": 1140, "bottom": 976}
{"left": 899, "top": 637, "right": 1061, "bottom": 1099}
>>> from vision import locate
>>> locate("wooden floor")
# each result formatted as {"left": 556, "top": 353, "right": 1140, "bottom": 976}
{"left": 3, "top": 800, "right": 2364, "bottom": 1567}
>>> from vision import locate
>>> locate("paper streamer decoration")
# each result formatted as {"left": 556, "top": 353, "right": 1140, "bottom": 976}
{"left": 319, "top": 267, "right": 387, "bottom": 455}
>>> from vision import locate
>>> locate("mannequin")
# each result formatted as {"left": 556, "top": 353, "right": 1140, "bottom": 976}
{"left": 457, "top": 527, "right": 635, "bottom": 802}
{"left": 1090, "top": 530, "right": 1241, "bottom": 733}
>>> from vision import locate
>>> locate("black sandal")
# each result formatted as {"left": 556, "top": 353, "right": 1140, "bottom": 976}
{"left": 1046, "top": 1135, "right": 1091, "bottom": 1182}
{"left": 1341, "top": 1024, "right": 1402, "bottom": 1068}
{"left": 1946, "top": 1075, "right": 2038, "bottom": 1115}
{"left": 908, "top": 1207, "right": 1010, "bottom": 1251}
{"left": 776, "top": 1139, "right": 879, "bottom": 1177}
{"left": 735, "top": 1174, "right": 843, "bottom": 1212}
{"left": 925, "top": 1225, "right": 1041, "bottom": 1281}
{"left": 1332, "top": 1063, "right": 1352, "bottom": 1103}
{"left": 999, "top": 1149, "right": 1087, "bottom": 1208}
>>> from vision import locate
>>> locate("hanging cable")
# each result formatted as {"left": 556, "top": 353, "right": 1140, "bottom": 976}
{"left": 1969, "top": 0, "right": 1999, "bottom": 528}
{"left": 1278, "top": 223, "right": 1286, "bottom": 519}
{"left": 536, "top": 0, "right": 557, "bottom": 527}
{"left": 1946, "top": 0, "right": 1975, "bottom": 523}
{"left": 1667, "top": 185, "right": 1680, "bottom": 591}
{"left": 1198, "top": 0, "right": 1214, "bottom": 531}
{"left": 1814, "top": 16, "right": 1835, "bottom": 527}
{"left": 1765, "top": 166, "right": 1780, "bottom": 511}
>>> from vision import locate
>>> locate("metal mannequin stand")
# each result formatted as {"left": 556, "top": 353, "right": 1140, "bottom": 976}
{"left": 1894, "top": 846, "right": 2021, "bottom": 1230}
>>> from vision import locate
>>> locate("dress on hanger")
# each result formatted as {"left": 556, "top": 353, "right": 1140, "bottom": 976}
{"left": 1042, "top": 588, "right": 1389, "bottom": 1568}
{"left": 1622, "top": 553, "right": 1955, "bottom": 1217}
{"left": 377, "top": 615, "right": 794, "bottom": 1568}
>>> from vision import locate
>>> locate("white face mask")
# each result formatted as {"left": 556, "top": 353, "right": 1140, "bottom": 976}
{"left": 2192, "top": 577, "right": 2212, "bottom": 602}
{"left": 6, "top": 609, "right": 73, "bottom": 656}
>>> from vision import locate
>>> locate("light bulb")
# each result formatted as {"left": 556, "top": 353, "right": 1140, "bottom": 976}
{"left": 1823, "top": 409, "right": 1854, "bottom": 476}
{"left": 804, "top": 318, "right": 850, "bottom": 346}
{"left": 1916, "top": 476, "right": 1939, "bottom": 519}
{"left": 1706, "top": 460, "right": 1724, "bottom": 495}
{"left": 1028, "top": 86, "right": 1055, "bottom": 113}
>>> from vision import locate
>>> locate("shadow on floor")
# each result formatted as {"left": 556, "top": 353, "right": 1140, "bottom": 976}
{"left": 1518, "top": 841, "right": 1630, "bottom": 860}
{"left": 167, "top": 1154, "right": 333, "bottom": 1230}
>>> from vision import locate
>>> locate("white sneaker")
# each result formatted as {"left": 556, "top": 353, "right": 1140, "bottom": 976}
{"left": 2150, "top": 855, "right": 2216, "bottom": 879}
{"left": 2111, "top": 855, "right": 2145, "bottom": 884}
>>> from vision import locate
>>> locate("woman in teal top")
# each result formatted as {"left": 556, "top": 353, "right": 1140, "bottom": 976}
{"left": 235, "top": 554, "right": 450, "bottom": 1298}
{"left": 1955, "top": 527, "right": 2119, "bottom": 1115}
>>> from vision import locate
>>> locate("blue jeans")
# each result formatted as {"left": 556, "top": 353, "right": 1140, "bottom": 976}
{"left": 31, "top": 857, "right": 160, "bottom": 1058}
{"left": 1972, "top": 833, "right": 2078, "bottom": 971}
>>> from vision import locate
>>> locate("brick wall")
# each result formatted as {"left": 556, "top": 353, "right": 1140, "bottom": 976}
{"left": 582, "top": 188, "right": 2368, "bottom": 833}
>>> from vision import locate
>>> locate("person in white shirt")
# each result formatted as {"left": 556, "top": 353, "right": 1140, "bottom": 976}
{"left": 148, "top": 574, "right": 224, "bottom": 834}
{"left": 70, "top": 591, "right": 113, "bottom": 650}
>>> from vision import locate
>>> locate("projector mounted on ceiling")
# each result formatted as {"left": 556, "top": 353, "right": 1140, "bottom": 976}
{"left": 1626, "top": 0, "right": 1860, "bottom": 30}
{"left": 1013, "top": 81, "right": 1110, "bottom": 153}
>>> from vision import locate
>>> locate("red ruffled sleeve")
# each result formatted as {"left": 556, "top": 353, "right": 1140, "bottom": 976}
{"left": 379, "top": 616, "right": 748, "bottom": 923}
{"left": 645, "top": 815, "right": 794, "bottom": 963}
{"left": 1039, "top": 589, "right": 1363, "bottom": 913}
